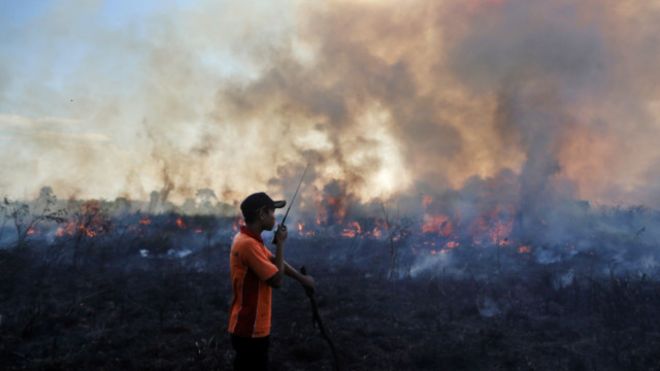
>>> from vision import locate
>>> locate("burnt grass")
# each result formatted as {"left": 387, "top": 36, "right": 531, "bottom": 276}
{"left": 2, "top": 236, "right": 660, "bottom": 371}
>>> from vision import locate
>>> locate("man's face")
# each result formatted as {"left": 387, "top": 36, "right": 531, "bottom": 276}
{"left": 260, "top": 207, "right": 276, "bottom": 230}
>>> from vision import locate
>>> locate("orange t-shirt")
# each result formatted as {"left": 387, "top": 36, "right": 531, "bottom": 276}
{"left": 228, "top": 226, "right": 279, "bottom": 338}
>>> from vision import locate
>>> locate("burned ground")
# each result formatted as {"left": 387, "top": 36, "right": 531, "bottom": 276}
{"left": 1, "top": 225, "right": 660, "bottom": 371}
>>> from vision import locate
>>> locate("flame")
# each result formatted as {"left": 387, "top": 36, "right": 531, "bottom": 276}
{"left": 468, "top": 205, "right": 514, "bottom": 246}
{"left": 422, "top": 214, "right": 454, "bottom": 237}
{"left": 518, "top": 245, "right": 531, "bottom": 254}
{"left": 176, "top": 217, "right": 187, "bottom": 229}
{"left": 340, "top": 221, "right": 362, "bottom": 238}
{"left": 340, "top": 230, "right": 356, "bottom": 238}
{"left": 27, "top": 227, "right": 37, "bottom": 236}
{"left": 316, "top": 193, "right": 350, "bottom": 226}
{"left": 296, "top": 221, "right": 316, "bottom": 237}
{"left": 445, "top": 241, "right": 460, "bottom": 249}
{"left": 55, "top": 219, "right": 102, "bottom": 239}
{"left": 56, "top": 222, "right": 77, "bottom": 237}
{"left": 491, "top": 221, "right": 512, "bottom": 246}
{"left": 53, "top": 201, "right": 108, "bottom": 239}
{"left": 139, "top": 217, "right": 151, "bottom": 225}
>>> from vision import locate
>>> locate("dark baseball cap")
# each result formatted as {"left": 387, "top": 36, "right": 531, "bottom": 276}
{"left": 240, "top": 192, "right": 286, "bottom": 217}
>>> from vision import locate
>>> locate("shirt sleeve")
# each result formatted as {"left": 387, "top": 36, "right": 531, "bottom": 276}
{"left": 239, "top": 241, "right": 279, "bottom": 281}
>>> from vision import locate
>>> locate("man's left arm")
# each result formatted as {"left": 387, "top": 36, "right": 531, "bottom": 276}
{"left": 270, "top": 257, "right": 315, "bottom": 292}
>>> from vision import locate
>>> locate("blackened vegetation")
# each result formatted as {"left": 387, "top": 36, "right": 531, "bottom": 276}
{"left": 1, "top": 214, "right": 660, "bottom": 370}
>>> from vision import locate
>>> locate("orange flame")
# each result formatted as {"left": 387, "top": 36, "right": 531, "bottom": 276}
{"left": 422, "top": 214, "right": 454, "bottom": 237}
{"left": 176, "top": 217, "right": 187, "bottom": 229}
{"left": 445, "top": 241, "right": 460, "bottom": 249}
{"left": 340, "top": 221, "right": 362, "bottom": 238}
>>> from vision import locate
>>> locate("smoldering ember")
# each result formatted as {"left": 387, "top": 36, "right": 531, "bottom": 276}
{"left": 2, "top": 1, "right": 660, "bottom": 371}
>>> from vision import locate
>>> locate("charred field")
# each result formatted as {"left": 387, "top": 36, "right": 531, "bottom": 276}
{"left": 2, "top": 205, "right": 660, "bottom": 371}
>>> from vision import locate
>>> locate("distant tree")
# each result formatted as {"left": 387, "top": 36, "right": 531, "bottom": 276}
{"left": 3, "top": 187, "right": 65, "bottom": 249}
{"left": 111, "top": 197, "right": 132, "bottom": 216}
{"left": 181, "top": 197, "right": 197, "bottom": 214}
{"left": 148, "top": 191, "right": 160, "bottom": 214}
{"left": 196, "top": 189, "right": 217, "bottom": 215}
{"left": 381, "top": 202, "right": 413, "bottom": 280}
{"left": 216, "top": 201, "right": 236, "bottom": 216}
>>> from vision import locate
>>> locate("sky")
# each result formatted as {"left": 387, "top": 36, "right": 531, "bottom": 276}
{"left": 1, "top": 0, "right": 660, "bottom": 209}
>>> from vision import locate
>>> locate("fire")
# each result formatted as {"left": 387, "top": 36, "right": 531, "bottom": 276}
{"left": 52, "top": 201, "right": 110, "bottom": 239}
{"left": 56, "top": 222, "right": 76, "bottom": 237}
{"left": 139, "top": 217, "right": 151, "bottom": 225}
{"left": 27, "top": 227, "right": 37, "bottom": 236}
{"left": 468, "top": 205, "right": 515, "bottom": 246}
{"left": 518, "top": 245, "right": 531, "bottom": 254}
{"left": 445, "top": 241, "right": 460, "bottom": 249}
{"left": 316, "top": 193, "right": 350, "bottom": 226}
{"left": 490, "top": 220, "right": 513, "bottom": 246}
{"left": 340, "top": 221, "right": 362, "bottom": 238}
{"left": 422, "top": 214, "right": 454, "bottom": 237}
{"left": 55, "top": 220, "right": 102, "bottom": 239}
{"left": 175, "top": 217, "right": 187, "bottom": 229}
{"left": 341, "top": 229, "right": 356, "bottom": 238}
{"left": 296, "top": 221, "right": 317, "bottom": 237}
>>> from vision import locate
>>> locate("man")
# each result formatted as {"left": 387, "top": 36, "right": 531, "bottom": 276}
{"left": 228, "top": 192, "right": 315, "bottom": 371}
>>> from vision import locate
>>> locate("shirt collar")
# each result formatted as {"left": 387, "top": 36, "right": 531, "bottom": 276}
{"left": 240, "top": 225, "right": 264, "bottom": 244}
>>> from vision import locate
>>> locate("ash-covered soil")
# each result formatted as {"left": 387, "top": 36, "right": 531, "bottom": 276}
{"left": 2, "top": 239, "right": 660, "bottom": 371}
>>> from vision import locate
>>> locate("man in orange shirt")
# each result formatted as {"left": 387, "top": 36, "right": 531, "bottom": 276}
{"left": 228, "top": 192, "right": 315, "bottom": 371}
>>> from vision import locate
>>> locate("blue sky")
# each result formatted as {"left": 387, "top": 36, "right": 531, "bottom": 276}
{"left": 0, "top": 1, "right": 194, "bottom": 116}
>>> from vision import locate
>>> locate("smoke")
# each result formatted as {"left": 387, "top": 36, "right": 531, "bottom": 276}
{"left": 1, "top": 0, "right": 660, "bottom": 209}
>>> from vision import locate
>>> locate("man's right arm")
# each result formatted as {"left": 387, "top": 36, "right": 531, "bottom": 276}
{"left": 267, "top": 225, "right": 287, "bottom": 288}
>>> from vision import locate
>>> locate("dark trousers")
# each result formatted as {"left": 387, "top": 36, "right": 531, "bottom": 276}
{"left": 231, "top": 334, "right": 270, "bottom": 371}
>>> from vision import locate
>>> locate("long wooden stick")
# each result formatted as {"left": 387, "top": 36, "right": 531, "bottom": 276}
{"left": 300, "top": 266, "right": 341, "bottom": 371}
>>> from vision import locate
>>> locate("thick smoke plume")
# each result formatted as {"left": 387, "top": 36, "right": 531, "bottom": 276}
{"left": 2, "top": 0, "right": 660, "bottom": 210}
